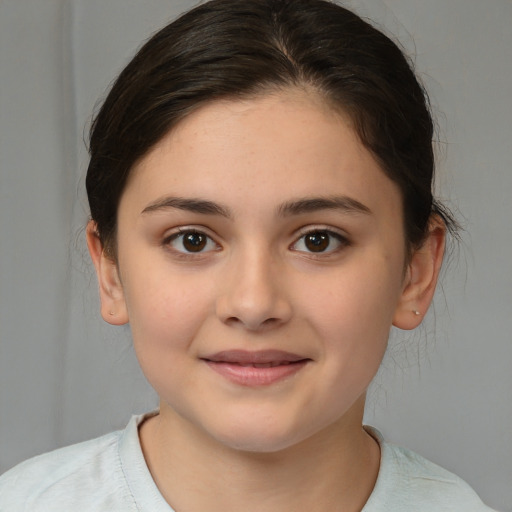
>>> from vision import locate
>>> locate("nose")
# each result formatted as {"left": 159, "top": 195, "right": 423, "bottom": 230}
{"left": 215, "top": 247, "right": 293, "bottom": 332}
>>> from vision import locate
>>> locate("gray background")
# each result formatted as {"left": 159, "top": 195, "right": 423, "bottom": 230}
{"left": 0, "top": 1, "right": 510, "bottom": 510}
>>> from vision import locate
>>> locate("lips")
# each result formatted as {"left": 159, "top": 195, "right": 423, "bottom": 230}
{"left": 201, "top": 350, "right": 310, "bottom": 386}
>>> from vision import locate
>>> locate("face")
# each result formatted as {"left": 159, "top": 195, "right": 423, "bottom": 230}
{"left": 94, "top": 91, "right": 430, "bottom": 453}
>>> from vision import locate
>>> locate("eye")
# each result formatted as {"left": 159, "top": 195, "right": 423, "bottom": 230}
{"left": 166, "top": 230, "right": 218, "bottom": 254}
{"left": 292, "top": 229, "right": 348, "bottom": 254}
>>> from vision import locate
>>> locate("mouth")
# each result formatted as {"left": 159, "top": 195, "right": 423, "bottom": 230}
{"left": 201, "top": 350, "right": 311, "bottom": 386}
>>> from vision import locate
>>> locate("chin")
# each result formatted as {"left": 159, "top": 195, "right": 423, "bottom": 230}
{"left": 216, "top": 431, "right": 301, "bottom": 454}
{"left": 205, "top": 415, "right": 321, "bottom": 454}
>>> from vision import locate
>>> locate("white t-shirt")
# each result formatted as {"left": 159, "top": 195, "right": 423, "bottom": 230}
{"left": 0, "top": 413, "right": 496, "bottom": 511}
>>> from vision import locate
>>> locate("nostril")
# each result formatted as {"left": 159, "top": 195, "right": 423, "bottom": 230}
{"left": 223, "top": 315, "right": 282, "bottom": 331}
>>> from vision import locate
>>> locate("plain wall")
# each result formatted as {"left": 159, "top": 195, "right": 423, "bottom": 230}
{"left": 0, "top": 1, "right": 510, "bottom": 510}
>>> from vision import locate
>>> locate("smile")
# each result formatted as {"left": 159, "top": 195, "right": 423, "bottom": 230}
{"left": 201, "top": 350, "right": 310, "bottom": 386}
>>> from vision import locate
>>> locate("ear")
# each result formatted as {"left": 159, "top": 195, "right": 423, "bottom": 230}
{"left": 393, "top": 216, "right": 446, "bottom": 330}
{"left": 86, "top": 220, "right": 129, "bottom": 325}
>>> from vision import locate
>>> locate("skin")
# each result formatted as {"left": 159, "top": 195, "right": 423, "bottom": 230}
{"left": 87, "top": 90, "right": 445, "bottom": 512}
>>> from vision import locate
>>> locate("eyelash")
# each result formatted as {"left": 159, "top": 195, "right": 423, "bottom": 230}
{"left": 291, "top": 228, "right": 350, "bottom": 256}
{"left": 163, "top": 228, "right": 219, "bottom": 257}
{"left": 162, "top": 227, "right": 350, "bottom": 258}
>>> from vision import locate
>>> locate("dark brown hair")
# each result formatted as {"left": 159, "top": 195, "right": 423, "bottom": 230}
{"left": 86, "top": 0, "right": 455, "bottom": 257}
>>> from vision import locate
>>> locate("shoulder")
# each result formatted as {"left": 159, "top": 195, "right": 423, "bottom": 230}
{"left": 0, "top": 426, "right": 137, "bottom": 511}
{"left": 364, "top": 427, "right": 498, "bottom": 512}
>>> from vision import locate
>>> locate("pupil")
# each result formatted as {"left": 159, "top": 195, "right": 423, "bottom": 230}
{"left": 183, "top": 233, "right": 206, "bottom": 252}
{"left": 305, "top": 232, "right": 329, "bottom": 252}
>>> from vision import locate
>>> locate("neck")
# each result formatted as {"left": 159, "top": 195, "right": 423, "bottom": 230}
{"left": 139, "top": 397, "right": 380, "bottom": 512}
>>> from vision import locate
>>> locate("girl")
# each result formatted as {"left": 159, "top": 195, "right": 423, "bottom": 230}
{"left": 0, "top": 0, "right": 499, "bottom": 510}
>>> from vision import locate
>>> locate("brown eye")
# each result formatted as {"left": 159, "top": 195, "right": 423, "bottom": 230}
{"left": 292, "top": 229, "right": 348, "bottom": 254}
{"left": 304, "top": 232, "right": 330, "bottom": 252}
{"left": 167, "top": 230, "right": 217, "bottom": 254}
{"left": 183, "top": 232, "right": 207, "bottom": 252}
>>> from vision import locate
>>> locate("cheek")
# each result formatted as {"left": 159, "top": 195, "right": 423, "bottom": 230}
{"left": 298, "top": 253, "right": 404, "bottom": 370}
{"left": 123, "top": 272, "right": 217, "bottom": 401}
{"left": 305, "top": 286, "right": 392, "bottom": 412}
{"left": 306, "top": 260, "right": 402, "bottom": 327}
{"left": 122, "top": 268, "right": 215, "bottom": 358}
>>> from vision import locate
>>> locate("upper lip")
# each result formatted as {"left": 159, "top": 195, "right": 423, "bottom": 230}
{"left": 202, "top": 350, "right": 308, "bottom": 365}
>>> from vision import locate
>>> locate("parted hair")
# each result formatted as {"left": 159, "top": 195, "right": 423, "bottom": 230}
{"left": 86, "top": 0, "right": 455, "bottom": 258}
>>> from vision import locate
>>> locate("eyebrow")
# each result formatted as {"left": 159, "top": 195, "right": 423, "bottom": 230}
{"left": 278, "top": 196, "right": 372, "bottom": 217}
{"left": 141, "top": 194, "right": 372, "bottom": 218}
{"left": 141, "top": 197, "right": 232, "bottom": 218}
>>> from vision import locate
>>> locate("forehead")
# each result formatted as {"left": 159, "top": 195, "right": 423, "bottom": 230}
{"left": 121, "top": 90, "right": 402, "bottom": 222}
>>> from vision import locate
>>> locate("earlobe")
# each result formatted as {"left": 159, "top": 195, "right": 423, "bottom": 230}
{"left": 393, "top": 216, "right": 446, "bottom": 330}
{"left": 86, "top": 221, "right": 129, "bottom": 325}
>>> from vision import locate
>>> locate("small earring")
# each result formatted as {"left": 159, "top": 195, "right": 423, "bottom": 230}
{"left": 413, "top": 310, "right": 421, "bottom": 316}
{"left": 109, "top": 311, "right": 115, "bottom": 316}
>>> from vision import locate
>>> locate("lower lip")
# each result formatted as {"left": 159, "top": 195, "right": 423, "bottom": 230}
{"left": 204, "top": 360, "right": 309, "bottom": 386}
